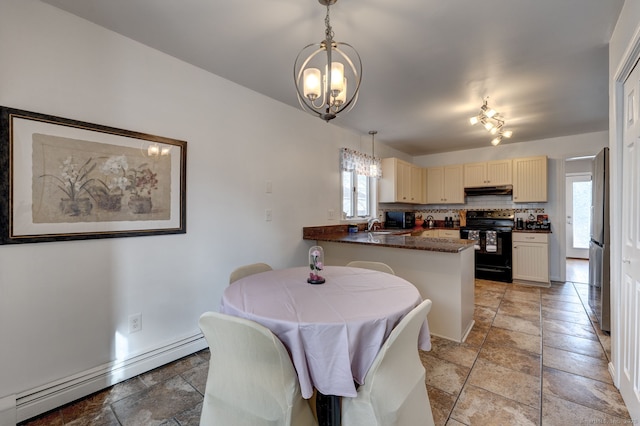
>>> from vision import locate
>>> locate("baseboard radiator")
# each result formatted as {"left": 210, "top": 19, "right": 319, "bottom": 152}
{"left": 13, "top": 332, "right": 207, "bottom": 423}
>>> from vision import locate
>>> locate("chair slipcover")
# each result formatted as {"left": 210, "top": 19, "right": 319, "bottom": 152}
{"left": 198, "top": 312, "right": 317, "bottom": 426}
{"left": 346, "top": 261, "right": 395, "bottom": 275}
{"left": 341, "top": 299, "right": 435, "bottom": 426}
{"left": 229, "top": 262, "right": 273, "bottom": 284}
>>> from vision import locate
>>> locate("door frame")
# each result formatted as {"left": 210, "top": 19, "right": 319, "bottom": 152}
{"left": 565, "top": 172, "right": 592, "bottom": 259}
{"left": 611, "top": 20, "right": 640, "bottom": 420}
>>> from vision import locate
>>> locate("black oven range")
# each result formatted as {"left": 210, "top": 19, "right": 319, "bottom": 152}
{"left": 460, "top": 209, "right": 515, "bottom": 283}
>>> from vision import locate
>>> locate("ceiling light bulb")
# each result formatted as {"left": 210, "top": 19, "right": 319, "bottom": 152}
{"left": 483, "top": 122, "right": 494, "bottom": 131}
{"left": 491, "top": 137, "right": 501, "bottom": 146}
{"left": 148, "top": 144, "right": 160, "bottom": 156}
{"left": 469, "top": 116, "right": 479, "bottom": 125}
{"left": 490, "top": 127, "right": 499, "bottom": 135}
{"left": 502, "top": 130, "right": 513, "bottom": 138}
{"left": 485, "top": 108, "right": 497, "bottom": 118}
{"left": 303, "top": 68, "right": 322, "bottom": 100}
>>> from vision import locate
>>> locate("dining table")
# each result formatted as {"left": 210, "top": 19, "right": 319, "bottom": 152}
{"left": 220, "top": 265, "right": 431, "bottom": 426}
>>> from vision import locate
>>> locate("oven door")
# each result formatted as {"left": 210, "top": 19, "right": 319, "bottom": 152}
{"left": 461, "top": 228, "right": 513, "bottom": 282}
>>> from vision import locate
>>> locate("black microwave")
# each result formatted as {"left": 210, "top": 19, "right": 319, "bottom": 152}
{"left": 384, "top": 211, "right": 416, "bottom": 229}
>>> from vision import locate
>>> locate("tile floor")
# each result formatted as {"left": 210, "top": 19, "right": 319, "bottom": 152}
{"left": 20, "top": 263, "right": 630, "bottom": 425}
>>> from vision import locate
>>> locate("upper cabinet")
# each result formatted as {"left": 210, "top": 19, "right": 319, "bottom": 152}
{"left": 463, "top": 159, "right": 512, "bottom": 188}
{"left": 513, "top": 156, "right": 548, "bottom": 203}
{"left": 379, "top": 158, "right": 425, "bottom": 204}
{"left": 426, "top": 165, "right": 465, "bottom": 204}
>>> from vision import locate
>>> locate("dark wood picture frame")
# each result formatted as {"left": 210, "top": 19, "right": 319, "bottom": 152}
{"left": 0, "top": 106, "right": 187, "bottom": 244}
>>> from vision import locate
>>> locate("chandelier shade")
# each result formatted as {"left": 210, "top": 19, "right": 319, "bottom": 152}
{"left": 294, "top": 0, "right": 362, "bottom": 121}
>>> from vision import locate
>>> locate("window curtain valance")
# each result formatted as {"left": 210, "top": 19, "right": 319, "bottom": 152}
{"left": 340, "top": 148, "right": 382, "bottom": 178}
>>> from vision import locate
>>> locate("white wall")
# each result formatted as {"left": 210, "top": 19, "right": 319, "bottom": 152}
{"left": 0, "top": 0, "right": 407, "bottom": 420}
{"left": 412, "top": 131, "right": 609, "bottom": 281}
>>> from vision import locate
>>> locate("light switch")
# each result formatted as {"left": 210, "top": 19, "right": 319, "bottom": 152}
{"left": 265, "top": 209, "right": 272, "bottom": 221}
{"left": 266, "top": 181, "right": 272, "bottom": 193}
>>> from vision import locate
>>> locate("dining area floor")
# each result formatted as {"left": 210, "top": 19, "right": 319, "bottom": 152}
{"left": 20, "top": 276, "right": 630, "bottom": 425}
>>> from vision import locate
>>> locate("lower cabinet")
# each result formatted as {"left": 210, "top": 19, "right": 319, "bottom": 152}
{"left": 419, "top": 229, "right": 460, "bottom": 238}
{"left": 512, "top": 233, "right": 549, "bottom": 284}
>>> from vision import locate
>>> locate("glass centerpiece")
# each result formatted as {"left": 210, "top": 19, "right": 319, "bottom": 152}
{"left": 308, "top": 246, "right": 325, "bottom": 284}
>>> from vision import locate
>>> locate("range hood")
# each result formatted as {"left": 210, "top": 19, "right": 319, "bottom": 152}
{"left": 464, "top": 185, "right": 513, "bottom": 196}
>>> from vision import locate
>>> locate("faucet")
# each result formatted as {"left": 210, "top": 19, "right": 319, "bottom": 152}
{"left": 367, "top": 218, "right": 381, "bottom": 231}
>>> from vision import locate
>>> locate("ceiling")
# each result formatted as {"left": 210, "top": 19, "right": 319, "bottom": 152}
{"left": 39, "top": 0, "right": 624, "bottom": 156}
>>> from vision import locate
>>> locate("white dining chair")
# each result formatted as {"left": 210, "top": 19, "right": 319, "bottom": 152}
{"left": 341, "top": 299, "right": 435, "bottom": 426}
{"left": 198, "top": 312, "right": 318, "bottom": 426}
{"left": 346, "top": 260, "right": 395, "bottom": 275}
{"left": 229, "top": 262, "right": 273, "bottom": 284}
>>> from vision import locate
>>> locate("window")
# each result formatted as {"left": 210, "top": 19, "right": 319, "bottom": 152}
{"left": 340, "top": 147, "right": 380, "bottom": 219}
{"left": 342, "top": 170, "right": 370, "bottom": 218}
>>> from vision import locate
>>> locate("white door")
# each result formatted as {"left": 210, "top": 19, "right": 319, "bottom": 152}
{"left": 619, "top": 58, "right": 640, "bottom": 420}
{"left": 565, "top": 173, "right": 591, "bottom": 259}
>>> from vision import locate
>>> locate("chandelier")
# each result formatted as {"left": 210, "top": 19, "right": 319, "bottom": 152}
{"left": 469, "top": 99, "right": 513, "bottom": 146}
{"left": 294, "top": 0, "right": 362, "bottom": 121}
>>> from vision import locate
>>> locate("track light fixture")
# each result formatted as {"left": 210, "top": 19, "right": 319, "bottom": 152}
{"left": 470, "top": 99, "right": 513, "bottom": 146}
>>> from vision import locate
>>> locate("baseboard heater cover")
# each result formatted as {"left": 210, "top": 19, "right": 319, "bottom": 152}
{"left": 15, "top": 332, "right": 207, "bottom": 423}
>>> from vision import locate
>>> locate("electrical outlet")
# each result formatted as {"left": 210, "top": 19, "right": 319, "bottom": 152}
{"left": 265, "top": 209, "right": 272, "bottom": 221}
{"left": 129, "top": 313, "right": 142, "bottom": 334}
{"left": 328, "top": 209, "right": 335, "bottom": 220}
{"left": 266, "top": 180, "right": 272, "bottom": 193}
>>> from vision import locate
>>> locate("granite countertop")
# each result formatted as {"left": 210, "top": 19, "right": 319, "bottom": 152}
{"left": 303, "top": 225, "right": 475, "bottom": 253}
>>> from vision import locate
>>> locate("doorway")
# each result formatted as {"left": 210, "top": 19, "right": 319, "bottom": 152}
{"left": 565, "top": 172, "right": 592, "bottom": 259}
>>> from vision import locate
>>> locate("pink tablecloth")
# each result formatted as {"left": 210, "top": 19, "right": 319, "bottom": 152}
{"left": 220, "top": 266, "right": 431, "bottom": 398}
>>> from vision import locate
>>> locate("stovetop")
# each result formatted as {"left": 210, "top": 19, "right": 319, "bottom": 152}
{"left": 462, "top": 209, "right": 515, "bottom": 231}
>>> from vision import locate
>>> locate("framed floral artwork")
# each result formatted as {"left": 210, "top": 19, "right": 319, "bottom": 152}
{"left": 0, "top": 106, "right": 187, "bottom": 244}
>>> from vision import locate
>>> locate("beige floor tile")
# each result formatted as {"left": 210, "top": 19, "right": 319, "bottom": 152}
{"left": 503, "top": 289, "right": 541, "bottom": 303}
{"left": 427, "top": 386, "right": 457, "bottom": 426}
{"left": 543, "top": 367, "right": 629, "bottom": 419}
{"left": 180, "top": 362, "right": 209, "bottom": 395}
{"left": 542, "top": 306, "right": 592, "bottom": 325}
{"left": 429, "top": 336, "right": 480, "bottom": 368}
{"left": 139, "top": 354, "right": 206, "bottom": 387}
{"left": 65, "top": 407, "right": 120, "bottom": 426}
{"left": 541, "top": 292, "right": 582, "bottom": 304}
{"left": 542, "top": 346, "right": 612, "bottom": 383}
{"left": 473, "top": 305, "right": 497, "bottom": 322}
{"left": 493, "top": 313, "right": 541, "bottom": 336}
{"left": 542, "top": 393, "right": 628, "bottom": 425}
{"left": 467, "top": 358, "right": 541, "bottom": 408}
{"left": 542, "top": 318, "right": 598, "bottom": 341}
{"left": 61, "top": 377, "right": 147, "bottom": 423}
{"left": 540, "top": 298, "right": 584, "bottom": 312}
{"left": 111, "top": 375, "right": 203, "bottom": 426}
{"left": 463, "top": 322, "right": 489, "bottom": 348}
{"left": 474, "top": 291, "right": 503, "bottom": 309}
{"left": 497, "top": 298, "right": 540, "bottom": 321}
{"left": 421, "top": 352, "right": 471, "bottom": 396}
{"left": 445, "top": 419, "right": 466, "bottom": 426}
{"left": 484, "top": 326, "right": 542, "bottom": 354}
{"left": 474, "top": 280, "right": 508, "bottom": 293}
{"left": 450, "top": 385, "right": 539, "bottom": 426}
{"left": 478, "top": 342, "right": 541, "bottom": 377}
{"left": 543, "top": 330, "right": 606, "bottom": 360}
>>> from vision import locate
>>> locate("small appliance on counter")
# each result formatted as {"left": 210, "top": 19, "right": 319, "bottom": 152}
{"left": 384, "top": 211, "right": 416, "bottom": 229}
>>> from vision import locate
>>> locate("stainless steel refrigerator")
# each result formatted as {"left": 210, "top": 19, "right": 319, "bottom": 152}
{"left": 588, "top": 147, "right": 610, "bottom": 332}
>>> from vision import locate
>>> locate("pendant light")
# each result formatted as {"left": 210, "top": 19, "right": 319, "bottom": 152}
{"left": 294, "top": 0, "right": 362, "bottom": 121}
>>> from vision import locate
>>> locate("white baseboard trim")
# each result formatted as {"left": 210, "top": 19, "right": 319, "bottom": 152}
{"left": 0, "top": 395, "right": 16, "bottom": 426}
{"left": 15, "top": 332, "right": 207, "bottom": 423}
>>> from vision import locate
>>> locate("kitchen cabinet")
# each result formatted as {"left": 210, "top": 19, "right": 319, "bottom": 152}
{"left": 425, "top": 165, "right": 464, "bottom": 204}
{"left": 418, "top": 229, "right": 459, "bottom": 238}
{"left": 513, "top": 156, "right": 547, "bottom": 202}
{"left": 463, "top": 160, "right": 512, "bottom": 187}
{"left": 512, "top": 232, "right": 549, "bottom": 284}
{"left": 379, "top": 158, "right": 425, "bottom": 204}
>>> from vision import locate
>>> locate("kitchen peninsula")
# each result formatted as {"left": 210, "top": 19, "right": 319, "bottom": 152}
{"left": 303, "top": 225, "right": 476, "bottom": 342}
